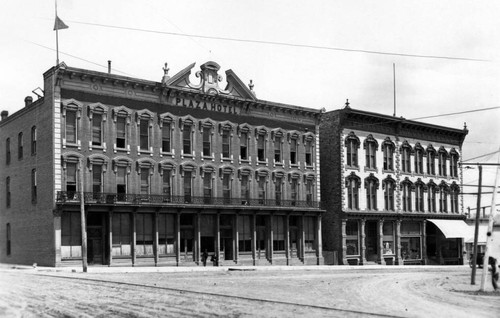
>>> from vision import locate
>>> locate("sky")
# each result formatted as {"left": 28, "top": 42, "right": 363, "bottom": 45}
{"left": 0, "top": 0, "right": 499, "bottom": 213}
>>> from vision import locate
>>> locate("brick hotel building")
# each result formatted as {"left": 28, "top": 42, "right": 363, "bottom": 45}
{"left": 0, "top": 61, "right": 324, "bottom": 267}
{"left": 320, "top": 104, "right": 469, "bottom": 265}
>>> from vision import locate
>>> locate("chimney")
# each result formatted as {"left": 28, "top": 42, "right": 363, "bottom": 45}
{"left": 108, "top": 60, "right": 111, "bottom": 74}
{"left": 25, "top": 96, "right": 33, "bottom": 107}
{"left": 1, "top": 111, "right": 8, "bottom": 121}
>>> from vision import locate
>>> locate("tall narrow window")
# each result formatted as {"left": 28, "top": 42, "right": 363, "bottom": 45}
{"left": 275, "top": 177, "right": 282, "bottom": 205}
{"left": 402, "top": 181, "right": 412, "bottom": 212}
{"left": 162, "top": 122, "right": 171, "bottom": 153}
{"left": 184, "top": 171, "right": 192, "bottom": 203}
{"left": 240, "top": 132, "right": 248, "bottom": 160}
{"left": 66, "top": 163, "right": 77, "bottom": 193}
{"left": 384, "top": 179, "right": 395, "bottom": 211}
{"left": 92, "top": 114, "right": 103, "bottom": 146}
{"left": 116, "top": 166, "right": 127, "bottom": 201}
{"left": 116, "top": 117, "right": 126, "bottom": 149}
{"left": 364, "top": 136, "right": 377, "bottom": 169}
{"left": 401, "top": 143, "right": 411, "bottom": 173}
{"left": 346, "top": 220, "right": 359, "bottom": 256}
{"left": 6, "top": 223, "right": 11, "bottom": 256}
{"left": 305, "top": 140, "right": 313, "bottom": 166}
{"left": 450, "top": 184, "right": 459, "bottom": 213}
{"left": 140, "top": 168, "right": 150, "bottom": 195}
{"left": 345, "top": 134, "right": 359, "bottom": 167}
{"left": 439, "top": 185, "right": 448, "bottom": 212}
{"left": 257, "top": 134, "right": 265, "bottom": 162}
{"left": 427, "top": 147, "right": 436, "bottom": 175}
{"left": 183, "top": 124, "right": 192, "bottom": 155}
{"left": 383, "top": 141, "right": 394, "bottom": 171}
{"left": 66, "top": 110, "right": 77, "bottom": 144}
{"left": 223, "top": 173, "right": 231, "bottom": 203}
{"left": 346, "top": 176, "right": 359, "bottom": 210}
{"left": 258, "top": 176, "right": 266, "bottom": 204}
{"left": 274, "top": 136, "right": 282, "bottom": 163}
{"left": 162, "top": 170, "right": 171, "bottom": 202}
{"left": 6, "top": 177, "right": 11, "bottom": 208}
{"left": 31, "top": 169, "right": 37, "bottom": 203}
{"left": 306, "top": 179, "right": 313, "bottom": 206}
{"left": 365, "top": 177, "right": 378, "bottom": 210}
{"left": 202, "top": 127, "right": 211, "bottom": 157}
{"left": 203, "top": 172, "right": 212, "bottom": 204}
{"left": 92, "top": 165, "right": 103, "bottom": 193}
{"left": 291, "top": 178, "right": 298, "bottom": 206}
{"left": 6, "top": 138, "right": 10, "bottom": 165}
{"left": 241, "top": 174, "right": 250, "bottom": 204}
{"left": 222, "top": 130, "right": 230, "bottom": 158}
{"left": 18, "top": 132, "right": 23, "bottom": 160}
{"left": 238, "top": 215, "right": 252, "bottom": 252}
{"left": 415, "top": 183, "right": 424, "bottom": 212}
{"left": 428, "top": 184, "right": 437, "bottom": 212}
{"left": 290, "top": 138, "right": 298, "bottom": 165}
{"left": 31, "top": 126, "right": 37, "bottom": 155}
{"left": 450, "top": 150, "right": 459, "bottom": 178}
{"left": 414, "top": 146, "right": 424, "bottom": 174}
{"left": 139, "top": 119, "right": 149, "bottom": 150}
{"left": 438, "top": 149, "right": 447, "bottom": 177}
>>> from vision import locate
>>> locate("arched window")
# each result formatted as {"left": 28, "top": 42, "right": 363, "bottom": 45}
{"left": 88, "top": 103, "right": 108, "bottom": 150}
{"left": 364, "top": 174, "right": 379, "bottom": 210}
{"left": 159, "top": 160, "right": 176, "bottom": 203}
{"left": 426, "top": 145, "right": 436, "bottom": 175}
{"left": 414, "top": 179, "right": 426, "bottom": 212}
{"left": 382, "top": 137, "right": 395, "bottom": 171}
{"left": 400, "top": 141, "right": 412, "bottom": 173}
{"left": 414, "top": 143, "right": 425, "bottom": 175}
{"left": 450, "top": 182, "right": 460, "bottom": 213}
{"left": 427, "top": 180, "right": 438, "bottom": 212}
{"left": 401, "top": 178, "right": 413, "bottom": 212}
{"left": 450, "top": 148, "right": 459, "bottom": 178}
{"left": 383, "top": 177, "right": 395, "bottom": 211}
{"left": 159, "top": 113, "right": 176, "bottom": 155}
{"left": 438, "top": 147, "right": 448, "bottom": 177}
{"left": 439, "top": 181, "right": 449, "bottom": 212}
{"left": 345, "top": 132, "right": 360, "bottom": 168}
{"left": 346, "top": 172, "right": 360, "bottom": 210}
{"left": 364, "top": 135, "right": 378, "bottom": 169}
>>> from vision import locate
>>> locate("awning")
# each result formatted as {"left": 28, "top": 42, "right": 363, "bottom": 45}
{"left": 426, "top": 219, "right": 470, "bottom": 239}
{"left": 465, "top": 224, "right": 489, "bottom": 244}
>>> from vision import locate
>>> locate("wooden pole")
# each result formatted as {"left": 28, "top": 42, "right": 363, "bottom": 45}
{"left": 393, "top": 63, "right": 396, "bottom": 117}
{"left": 471, "top": 165, "right": 482, "bottom": 284}
{"left": 80, "top": 158, "right": 88, "bottom": 272}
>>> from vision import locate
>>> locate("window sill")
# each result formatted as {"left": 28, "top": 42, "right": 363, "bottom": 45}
{"left": 382, "top": 169, "right": 395, "bottom": 174}
{"left": 364, "top": 167, "right": 378, "bottom": 173}
{"left": 345, "top": 165, "right": 360, "bottom": 171}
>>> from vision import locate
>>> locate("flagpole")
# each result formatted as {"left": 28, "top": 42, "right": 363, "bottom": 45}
{"left": 55, "top": 0, "right": 59, "bottom": 65}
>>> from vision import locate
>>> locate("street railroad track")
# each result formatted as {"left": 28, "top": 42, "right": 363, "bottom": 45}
{"left": 30, "top": 272, "right": 405, "bottom": 318}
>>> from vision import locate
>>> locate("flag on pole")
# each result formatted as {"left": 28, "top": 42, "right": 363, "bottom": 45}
{"left": 53, "top": 16, "right": 69, "bottom": 31}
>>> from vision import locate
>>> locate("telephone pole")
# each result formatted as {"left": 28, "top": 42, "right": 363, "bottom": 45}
{"left": 80, "top": 158, "right": 88, "bottom": 272}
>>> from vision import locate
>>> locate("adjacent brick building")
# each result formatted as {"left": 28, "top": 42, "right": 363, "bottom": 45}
{"left": 320, "top": 103, "right": 469, "bottom": 265}
{"left": 0, "top": 61, "right": 324, "bottom": 267}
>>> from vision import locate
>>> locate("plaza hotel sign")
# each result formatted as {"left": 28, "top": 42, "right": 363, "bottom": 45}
{"left": 169, "top": 96, "right": 241, "bottom": 115}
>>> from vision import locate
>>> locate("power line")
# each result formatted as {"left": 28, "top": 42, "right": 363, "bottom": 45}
{"left": 67, "top": 20, "right": 489, "bottom": 62}
{"left": 463, "top": 150, "right": 500, "bottom": 162}
{"left": 412, "top": 106, "right": 500, "bottom": 121}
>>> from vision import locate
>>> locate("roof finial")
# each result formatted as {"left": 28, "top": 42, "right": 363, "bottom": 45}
{"left": 249, "top": 79, "right": 256, "bottom": 96}
{"left": 345, "top": 99, "right": 350, "bottom": 108}
{"left": 162, "top": 62, "right": 170, "bottom": 84}
{"left": 464, "top": 122, "right": 468, "bottom": 131}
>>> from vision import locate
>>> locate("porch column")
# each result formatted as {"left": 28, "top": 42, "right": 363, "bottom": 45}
{"left": 196, "top": 212, "right": 201, "bottom": 265}
{"left": 154, "top": 211, "right": 159, "bottom": 266}
{"left": 252, "top": 212, "right": 257, "bottom": 266}
{"left": 341, "top": 218, "right": 348, "bottom": 265}
{"left": 235, "top": 213, "right": 239, "bottom": 264}
{"left": 285, "top": 214, "right": 290, "bottom": 265}
{"left": 131, "top": 212, "right": 136, "bottom": 266}
{"left": 176, "top": 211, "right": 181, "bottom": 266}
{"left": 422, "top": 220, "right": 427, "bottom": 265}
{"left": 316, "top": 213, "right": 323, "bottom": 265}
{"left": 395, "top": 219, "right": 403, "bottom": 265}
{"left": 360, "top": 218, "right": 367, "bottom": 265}
{"left": 269, "top": 213, "right": 274, "bottom": 264}
{"left": 377, "top": 219, "right": 386, "bottom": 265}
{"left": 108, "top": 211, "right": 113, "bottom": 266}
{"left": 215, "top": 212, "right": 220, "bottom": 265}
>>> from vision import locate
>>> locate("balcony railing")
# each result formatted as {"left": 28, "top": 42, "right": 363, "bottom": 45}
{"left": 56, "top": 191, "right": 319, "bottom": 208}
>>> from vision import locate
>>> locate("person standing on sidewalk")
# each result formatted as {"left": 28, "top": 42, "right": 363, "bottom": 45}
{"left": 489, "top": 257, "right": 499, "bottom": 291}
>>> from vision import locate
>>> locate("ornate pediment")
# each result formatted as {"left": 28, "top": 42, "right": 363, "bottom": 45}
{"left": 163, "top": 61, "right": 256, "bottom": 100}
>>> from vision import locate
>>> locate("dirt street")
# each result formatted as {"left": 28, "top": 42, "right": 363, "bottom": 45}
{"left": 0, "top": 266, "right": 498, "bottom": 317}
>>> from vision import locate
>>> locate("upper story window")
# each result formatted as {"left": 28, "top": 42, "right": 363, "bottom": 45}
{"left": 160, "top": 160, "right": 175, "bottom": 202}
{"left": 220, "top": 122, "right": 233, "bottom": 160}
{"left": 180, "top": 117, "right": 195, "bottom": 157}
{"left": 345, "top": 132, "right": 360, "bottom": 168}
{"left": 256, "top": 128, "right": 268, "bottom": 162}
{"left": 112, "top": 106, "right": 132, "bottom": 152}
{"left": 159, "top": 113, "right": 175, "bottom": 154}
{"left": 428, "top": 181, "right": 437, "bottom": 212}
{"left": 136, "top": 110, "right": 154, "bottom": 153}
{"left": 200, "top": 121, "right": 215, "bottom": 158}
{"left": 273, "top": 132, "right": 283, "bottom": 164}
{"left": 273, "top": 171, "right": 284, "bottom": 205}
{"left": 181, "top": 163, "right": 196, "bottom": 203}
{"left": 414, "top": 180, "right": 425, "bottom": 212}
{"left": 346, "top": 172, "right": 360, "bottom": 210}
{"left": 31, "top": 126, "right": 37, "bottom": 156}
{"left": 305, "top": 175, "right": 314, "bottom": 206}
{"left": 113, "top": 157, "right": 132, "bottom": 201}
{"left": 5, "top": 138, "right": 10, "bottom": 165}
{"left": 450, "top": 183, "right": 459, "bottom": 213}
{"left": 139, "top": 119, "right": 150, "bottom": 150}
{"left": 427, "top": 145, "right": 436, "bottom": 175}
{"left": 439, "top": 182, "right": 449, "bottom": 212}
{"left": 256, "top": 170, "right": 269, "bottom": 204}
{"left": 137, "top": 159, "right": 155, "bottom": 195}
{"left": 62, "top": 153, "right": 82, "bottom": 196}
{"left": 221, "top": 167, "right": 233, "bottom": 203}
{"left": 62, "top": 100, "right": 83, "bottom": 148}
{"left": 6, "top": 176, "right": 11, "bottom": 208}
{"left": 88, "top": 103, "right": 108, "bottom": 150}
{"left": 383, "top": 177, "right": 395, "bottom": 211}
{"left": 438, "top": 147, "right": 448, "bottom": 177}
{"left": 92, "top": 165, "right": 103, "bottom": 193}
{"left": 364, "top": 135, "right": 378, "bottom": 170}
{"left": 304, "top": 134, "right": 315, "bottom": 167}
{"left": 289, "top": 133, "right": 299, "bottom": 165}
{"left": 414, "top": 143, "right": 424, "bottom": 175}
{"left": 240, "top": 131, "right": 249, "bottom": 160}
{"left": 18, "top": 132, "right": 23, "bottom": 160}
{"left": 289, "top": 173, "right": 300, "bottom": 205}
{"left": 239, "top": 169, "right": 252, "bottom": 204}
{"left": 382, "top": 137, "right": 395, "bottom": 171}
{"left": 401, "top": 178, "right": 413, "bottom": 212}
{"left": 400, "top": 141, "right": 412, "bottom": 173}
{"left": 365, "top": 174, "right": 379, "bottom": 210}
{"left": 450, "top": 148, "right": 459, "bottom": 178}
{"left": 31, "top": 169, "right": 37, "bottom": 204}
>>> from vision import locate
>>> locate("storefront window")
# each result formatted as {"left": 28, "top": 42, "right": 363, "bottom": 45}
{"left": 401, "top": 222, "right": 421, "bottom": 260}
{"left": 346, "top": 220, "right": 359, "bottom": 255}
{"left": 382, "top": 222, "right": 394, "bottom": 255}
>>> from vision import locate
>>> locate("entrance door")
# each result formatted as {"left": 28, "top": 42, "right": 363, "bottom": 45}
{"left": 365, "top": 221, "right": 378, "bottom": 262}
{"left": 223, "top": 237, "right": 233, "bottom": 260}
{"left": 87, "top": 227, "right": 103, "bottom": 265}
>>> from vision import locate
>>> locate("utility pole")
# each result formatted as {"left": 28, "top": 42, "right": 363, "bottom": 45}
{"left": 471, "top": 165, "right": 482, "bottom": 284}
{"left": 80, "top": 158, "right": 88, "bottom": 272}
